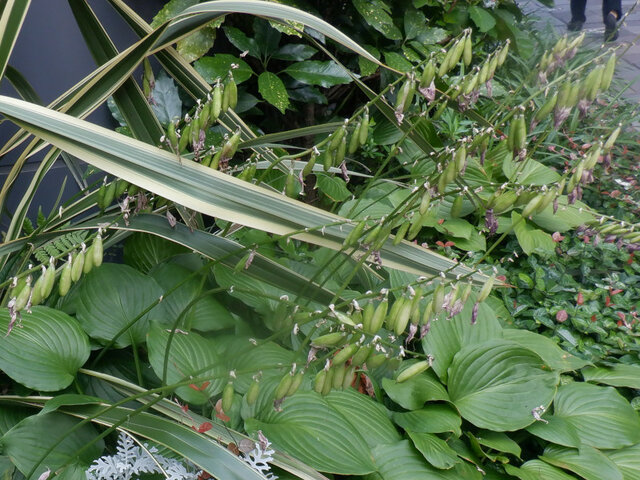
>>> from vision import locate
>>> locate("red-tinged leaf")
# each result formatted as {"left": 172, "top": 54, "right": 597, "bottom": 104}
{"left": 577, "top": 292, "right": 584, "bottom": 306}
{"left": 628, "top": 253, "right": 635, "bottom": 265}
{"left": 216, "top": 412, "right": 231, "bottom": 422}
{"left": 617, "top": 312, "right": 626, "bottom": 322}
{"left": 497, "top": 275, "right": 507, "bottom": 282}
{"left": 552, "top": 232, "right": 565, "bottom": 242}
{"left": 617, "top": 320, "right": 624, "bottom": 327}
{"left": 444, "top": 241, "right": 455, "bottom": 247}
{"left": 606, "top": 296, "right": 612, "bottom": 307}
{"left": 591, "top": 315, "right": 597, "bottom": 322}
{"left": 611, "top": 289, "right": 623, "bottom": 296}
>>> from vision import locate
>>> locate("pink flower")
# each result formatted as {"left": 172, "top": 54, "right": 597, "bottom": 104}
{"left": 556, "top": 310, "right": 568, "bottom": 323}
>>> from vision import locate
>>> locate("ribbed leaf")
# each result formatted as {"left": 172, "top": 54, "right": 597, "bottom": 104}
{"left": 75, "top": 263, "right": 164, "bottom": 348}
{"left": 246, "top": 391, "right": 375, "bottom": 475}
{"left": 370, "top": 440, "right": 464, "bottom": 479}
{"left": 0, "top": 95, "right": 482, "bottom": 281}
{"left": 541, "top": 445, "right": 623, "bottom": 480}
{"left": 504, "top": 460, "right": 579, "bottom": 480}
{"left": 606, "top": 443, "right": 640, "bottom": 480}
{"left": 392, "top": 404, "right": 461, "bottom": 436}
{"left": 382, "top": 370, "right": 449, "bottom": 410}
{"left": 147, "top": 324, "right": 225, "bottom": 404}
{"left": 406, "top": 431, "right": 461, "bottom": 469}
{"left": 582, "top": 363, "right": 640, "bottom": 389}
{"left": 447, "top": 340, "right": 559, "bottom": 431}
{"left": 1, "top": 412, "right": 103, "bottom": 480}
{"left": 0, "top": 307, "right": 90, "bottom": 391}
{"left": 0, "top": 0, "right": 30, "bottom": 81}
{"left": 529, "top": 383, "right": 640, "bottom": 449}
{"left": 502, "top": 329, "right": 589, "bottom": 372}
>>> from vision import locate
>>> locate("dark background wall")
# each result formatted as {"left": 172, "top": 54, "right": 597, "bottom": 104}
{"left": 0, "top": 0, "right": 163, "bottom": 231}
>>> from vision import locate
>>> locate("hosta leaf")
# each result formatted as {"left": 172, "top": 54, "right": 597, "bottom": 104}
{"left": 382, "top": 370, "right": 449, "bottom": 410}
{"left": 472, "top": 430, "right": 521, "bottom": 458}
{"left": 0, "top": 307, "right": 90, "bottom": 391}
{"left": 193, "top": 54, "right": 253, "bottom": 84}
{"left": 284, "top": 60, "right": 352, "bottom": 87}
{"left": 512, "top": 212, "right": 556, "bottom": 256}
{"left": 0, "top": 406, "right": 32, "bottom": 436}
{"left": 447, "top": 339, "right": 559, "bottom": 431}
{"left": 422, "top": 301, "right": 502, "bottom": 383}
{"left": 352, "top": 0, "right": 402, "bottom": 40}
{"left": 407, "top": 431, "right": 461, "bottom": 469}
{"left": 226, "top": 340, "right": 297, "bottom": 393}
{"left": 606, "top": 443, "right": 640, "bottom": 480}
{"left": 258, "top": 71, "right": 289, "bottom": 113}
{"left": 504, "top": 460, "right": 579, "bottom": 480}
{"left": 147, "top": 324, "right": 225, "bottom": 404}
{"left": 76, "top": 264, "right": 164, "bottom": 348}
{"left": 582, "top": 363, "right": 640, "bottom": 389}
{"left": 325, "top": 390, "right": 401, "bottom": 448}
{"left": 316, "top": 174, "right": 351, "bottom": 202}
{"left": 502, "top": 329, "right": 590, "bottom": 372}
{"left": 123, "top": 232, "right": 189, "bottom": 273}
{"left": 530, "top": 199, "right": 594, "bottom": 232}
{"left": 541, "top": 445, "right": 623, "bottom": 480}
{"left": 246, "top": 392, "right": 375, "bottom": 475}
{"left": 530, "top": 382, "right": 640, "bottom": 449}
{"left": 526, "top": 414, "right": 582, "bottom": 448}
{"left": 1, "top": 412, "right": 103, "bottom": 480}
{"left": 392, "top": 404, "right": 461, "bottom": 436}
{"left": 149, "top": 262, "right": 235, "bottom": 332}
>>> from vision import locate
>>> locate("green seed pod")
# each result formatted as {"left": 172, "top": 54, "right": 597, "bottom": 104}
{"left": 497, "top": 41, "right": 510, "bottom": 66}
{"left": 568, "top": 83, "right": 581, "bottom": 108}
{"left": 460, "top": 282, "right": 473, "bottom": 304}
{"left": 14, "top": 279, "right": 32, "bottom": 312}
{"left": 488, "top": 54, "right": 499, "bottom": 78}
{"left": 477, "top": 275, "right": 495, "bottom": 302}
{"left": 284, "top": 372, "right": 303, "bottom": 397}
{"left": 246, "top": 380, "right": 260, "bottom": 406}
{"left": 396, "top": 360, "right": 431, "bottom": 383}
{"left": 444, "top": 159, "right": 458, "bottom": 185}
{"left": 83, "top": 244, "right": 95, "bottom": 274}
{"left": 115, "top": 179, "right": 129, "bottom": 198}
{"left": 372, "top": 224, "right": 393, "bottom": 251}
{"left": 463, "top": 35, "right": 472, "bottom": 66}
{"left": 450, "top": 195, "right": 464, "bottom": 218}
{"left": 409, "top": 287, "right": 424, "bottom": 319}
{"left": 344, "top": 220, "right": 367, "bottom": 248}
{"left": 419, "top": 190, "right": 431, "bottom": 215}
{"left": 212, "top": 80, "right": 222, "bottom": 120}
{"left": 312, "top": 332, "right": 346, "bottom": 348}
{"left": 190, "top": 115, "right": 201, "bottom": 146}
{"left": 394, "top": 299, "right": 413, "bottom": 336}
{"left": 71, "top": 249, "right": 85, "bottom": 283}
{"left": 274, "top": 373, "right": 293, "bottom": 401}
{"left": 30, "top": 268, "right": 46, "bottom": 306}
{"left": 395, "top": 77, "right": 416, "bottom": 113}
{"left": 333, "top": 343, "right": 359, "bottom": 365}
{"left": 478, "top": 60, "right": 490, "bottom": 84}
{"left": 451, "top": 38, "right": 465, "bottom": 67}
{"left": 432, "top": 100, "right": 448, "bottom": 121}
{"left": 420, "top": 300, "right": 433, "bottom": 326}
{"left": 367, "top": 353, "right": 387, "bottom": 369}
{"left": 363, "top": 224, "right": 382, "bottom": 245}
{"left": 166, "top": 121, "right": 178, "bottom": 147}
{"left": 221, "top": 130, "right": 241, "bottom": 161}
{"left": 490, "top": 191, "right": 517, "bottom": 214}
{"left": 432, "top": 283, "right": 445, "bottom": 314}
{"left": 369, "top": 298, "right": 389, "bottom": 334}
{"left": 314, "top": 369, "right": 327, "bottom": 394}
{"left": 584, "top": 143, "right": 602, "bottom": 170}
{"left": 199, "top": 102, "right": 211, "bottom": 130}
{"left": 359, "top": 111, "right": 369, "bottom": 145}
{"left": 408, "top": 209, "right": 429, "bottom": 240}
{"left": 103, "top": 181, "right": 117, "bottom": 209}
{"left": 420, "top": 60, "right": 436, "bottom": 87}
{"left": 537, "top": 187, "right": 557, "bottom": 213}
{"left": 348, "top": 122, "right": 362, "bottom": 154}
{"left": 321, "top": 367, "right": 334, "bottom": 396}
{"left": 330, "top": 126, "right": 347, "bottom": 151}
{"left": 568, "top": 162, "right": 585, "bottom": 192}
{"left": 454, "top": 145, "right": 467, "bottom": 173}
{"left": 142, "top": 58, "right": 154, "bottom": 99}
{"left": 534, "top": 93, "right": 558, "bottom": 123}
{"left": 587, "top": 66, "right": 605, "bottom": 101}
{"left": 342, "top": 365, "right": 356, "bottom": 390}
{"left": 604, "top": 127, "right": 620, "bottom": 153}
{"left": 222, "top": 382, "right": 235, "bottom": 412}
{"left": 556, "top": 81, "right": 572, "bottom": 109}
{"left": 284, "top": 171, "right": 298, "bottom": 198}
{"left": 335, "top": 136, "right": 347, "bottom": 166}
{"left": 322, "top": 147, "right": 333, "bottom": 172}
{"left": 393, "top": 221, "right": 410, "bottom": 246}
{"left": 362, "top": 300, "right": 375, "bottom": 332}
{"left": 521, "top": 194, "right": 543, "bottom": 218}
{"left": 438, "top": 47, "right": 453, "bottom": 77}
{"left": 96, "top": 182, "right": 107, "bottom": 210}
{"left": 128, "top": 184, "right": 139, "bottom": 196}
{"left": 302, "top": 152, "right": 317, "bottom": 178}
{"left": 209, "top": 150, "right": 222, "bottom": 170}
{"left": 463, "top": 72, "right": 478, "bottom": 95}
{"left": 332, "top": 363, "right": 347, "bottom": 389}
{"left": 178, "top": 123, "right": 191, "bottom": 152}
{"left": 386, "top": 296, "right": 406, "bottom": 332}
{"left": 92, "top": 234, "right": 104, "bottom": 268}
{"left": 59, "top": 257, "right": 72, "bottom": 297}
{"left": 600, "top": 53, "right": 616, "bottom": 91}
{"left": 352, "top": 345, "right": 373, "bottom": 366}
{"left": 41, "top": 259, "right": 56, "bottom": 299}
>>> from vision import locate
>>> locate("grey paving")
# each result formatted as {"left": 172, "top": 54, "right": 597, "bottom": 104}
{"left": 520, "top": 0, "right": 640, "bottom": 102}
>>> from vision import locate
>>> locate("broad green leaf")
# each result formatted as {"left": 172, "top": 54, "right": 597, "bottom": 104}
{"left": 0, "top": 307, "right": 89, "bottom": 391}
{"left": 316, "top": 174, "right": 352, "bottom": 202}
{"left": 359, "top": 44, "right": 380, "bottom": 77}
{"left": 123, "top": 232, "right": 189, "bottom": 272}
{"left": 502, "top": 329, "right": 590, "bottom": 372}
{"left": 273, "top": 44, "right": 317, "bottom": 61}
{"left": 0, "top": 0, "right": 31, "bottom": 81}
{"left": 526, "top": 414, "right": 582, "bottom": 448}
{"left": 582, "top": 364, "right": 640, "bottom": 389}
{"left": 1, "top": 412, "right": 103, "bottom": 480}
{"left": 370, "top": 440, "right": 465, "bottom": 479}
{"left": 504, "top": 460, "right": 578, "bottom": 480}
{"left": 147, "top": 324, "right": 225, "bottom": 403}
{"left": 606, "top": 443, "right": 640, "bottom": 480}
{"left": 76, "top": 264, "right": 164, "bottom": 348}
{"left": 502, "top": 155, "right": 560, "bottom": 185}
{"left": 177, "top": 24, "right": 217, "bottom": 63}
{"left": 223, "top": 26, "right": 260, "bottom": 58}
{"left": 246, "top": 392, "right": 375, "bottom": 475}
{"left": 0, "top": 95, "right": 483, "bottom": 282}
{"left": 284, "top": 60, "right": 352, "bottom": 87}
{"left": 412, "top": 27, "right": 448, "bottom": 44}
{"left": 448, "top": 339, "right": 559, "bottom": 431}
{"left": 422, "top": 300, "right": 503, "bottom": 382}
{"left": 225, "top": 341, "right": 297, "bottom": 393}
{"left": 512, "top": 212, "right": 556, "bottom": 256}
{"left": 0, "top": 406, "right": 34, "bottom": 436}
{"left": 382, "top": 370, "right": 449, "bottom": 410}
{"left": 151, "top": 0, "right": 198, "bottom": 27}
{"left": 193, "top": 54, "right": 253, "bottom": 84}
{"left": 392, "top": 404, "right": 462, "bottom": 436}
{"left": 149, "top": 262, "right": 235, "bottom": 332}
{"left": 532, "top": 382, "right": 640, "bottom": 449}
{"left": 150, "top": 71, "right": 182, "bottom": 125}
{"left": 468, "top": 6, "right": 496, "bottom": 32}
{"left": 473, "top": 430, "right": 521, "bottom": 458}
{"left": 530, "top": 199, "right": 593, "bottom": 232}
{"left": 384, "top": 51, "right": 413, "bottom": 72}
{"left": 541, "top": 445, "right": 623, "bottom": 480}
{"left": 259, "top": 71, "right": 290, "bottom": 113}
{"left": 352, "top": 0, "right": 402, "bottom": 40}
{"left": 325, "top": 390, "right": 401, "bottom": 448}
{"left": 253, "top": 17, "right": 281, "bottom": 58}
{"left": 404, "top": 8, "right": 428, "bottom": 40}
{"left": 407, "top": 431, "right": 461, "bottom": 469}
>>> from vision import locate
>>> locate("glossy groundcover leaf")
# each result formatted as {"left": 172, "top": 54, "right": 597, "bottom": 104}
{"left": 147, "top": 324, "right": 225, "bottom": 404}
{"left": 447, "top": 340, "right": 559, "bottom": 431}
{"left": 582, "top": 363, "right": 640, "bottom": 388}
{"left": 382, "top": 370, "right": 449, "bottom": 410}
{"left": 259, "top": 71, "right": 289, "bottom": 113}
{"left": 0, "top": 412, "right": 104, "bottom": 479}
{"left": 541, "top": 444, "right": 623, "bottom": 480}
{"left": 529, "top": 382, "right": 640, "bottom": 449}
{"left": 245, "top": 391, "right": 375, "bottom": 475}
{"left": 284, "top": 60, "right": 352, "bottom": 88}
{"left": 0, "top": 307, "right": 90, "bottom": 391}
{"left": 76, "top": 263, "right": 164, "bottom": 348}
